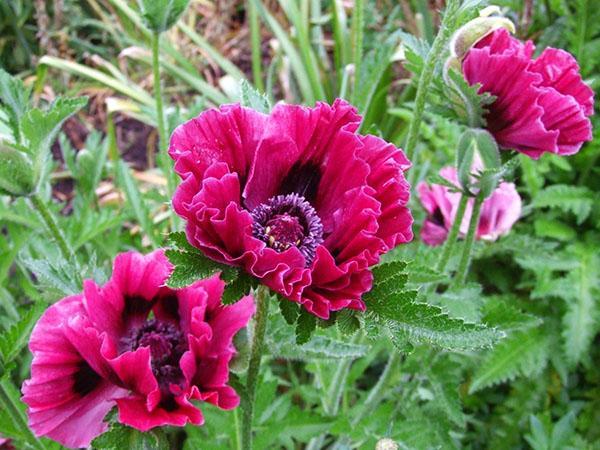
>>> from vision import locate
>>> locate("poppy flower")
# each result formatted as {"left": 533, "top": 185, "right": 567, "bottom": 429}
{"left": 418, "top": 166, "right": 521, "bottom": 246}
{"left": 169, "top": 99, "right": 413, "bottom": 319}
{"left": 21, "top": 250, "right": 254, "bottom": 448}
{"left": 462, "top": 28, "right": 593, "bottom": 159}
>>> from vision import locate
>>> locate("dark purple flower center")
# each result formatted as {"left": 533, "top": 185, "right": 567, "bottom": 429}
{"left": 121, "top": 319, "right": 187, "bottom": 405}
{"left": 251, "top": 193, "right": 323, "bottom": 265}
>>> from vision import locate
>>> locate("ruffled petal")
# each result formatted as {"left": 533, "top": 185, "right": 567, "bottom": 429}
{"left": 169, "top": 104, "right": 267, "bottom": 181}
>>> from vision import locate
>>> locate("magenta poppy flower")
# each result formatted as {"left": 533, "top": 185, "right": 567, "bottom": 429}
{"left": 22, "top": 250, "right": 254, "bottom": 448}
{"left": 418, "top": 166, "right": 521, "bottom": 246}
{"left": 169, "top": 99, "right": 413, "bottom": 319}
{"left": 462, "top": 28, "right": 594, "bottom": 159}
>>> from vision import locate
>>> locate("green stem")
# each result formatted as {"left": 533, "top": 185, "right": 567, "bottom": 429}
{"left": 152, "top": 31, "right": 178, "bottom": 231}
{"left": 436, "top": 193, "right": 469, "bottom": 273}
{"left": 152, "top": 32, "right": 167, "bottom": 151}
{"left": 0, "top": 378, "right": 46, "bottom": 450}
{"left": 241, "top": 285, "right": 270, "bottom": 450}
{"left": 454, "top": 192, "right": 484, "bottom": 285}
{"left": 405, "top": 0, "right": 459, "bottom": 161}
{"left": 351, "top": 351, "right": 398, "bottom": 426}
{"left": 248, "top": 0, "right": 264, "bottom": 92}
{"left": 350, "top": 0, "right": 364, "bottom": 102}
{"left": 29, "top": 193, "right": 81, "bottom": 284}
{"left": 233, "top": 407, "right": 242, "bottom": 450}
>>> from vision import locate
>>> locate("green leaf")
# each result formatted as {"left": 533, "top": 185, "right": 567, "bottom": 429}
{"left": 0, "top": 143, "right": 34, "bottom": 196}
{"left": 269, "top": 334, "right": 369, "bottom": 360}
{"left": 138, "top": 0, "right": 191, "bottom": 33}
{"left": 296, "top": 309, "right": 317, "bottom": 345}
{"left": 425, "top": 173, "right": 461, "bottom": 192}
{"left": 469, "top": 327, "right": 550, "bottom": 393}
{"left": 560, "top": 244, "right": 599, "bottom": 366}
{"left": 456, "top": 130, "right": 476, "bottom": 190}
{"left": 278, "top": 296, "right": 300, "bottom": 325}
{"left": 222, "top": 272, "right": 257, "bottom": 305}
{"left": 21, "top": 97, "right": 88, "bottom": 159}
{"left": 165, "top": 248, "right": 238, "bottom": 289}
{"left": 0, "top": 69, "right": 30, "bottom": 141}
{"left": 444, "top": 68, "right": 496, "bottom": 128}
{"left": 240, "top": 79, "right": 271, "bottom": 113}
{"left": 336, "top": 309, "right": 361, "bottom": 336}
{"left": 481, "top": 297, "right": 541, "bottom": 332}
{"left": 0, "top": 303, "right": 45, "bottom": 366}
{"left": 533, "top": 184, "right": 595, "bottom": 224}
{"left": 21, "top": 96, "right": 88, "bottom": 190}
{"left": 366, "top": 263, "right": 502, "bottom": 351}
{"left": 92, "top": 423, "right": 168, "bottom": 450}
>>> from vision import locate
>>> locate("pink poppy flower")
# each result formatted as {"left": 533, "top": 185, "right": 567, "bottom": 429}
{"left": 169, "top": 99, "right": 413, "bottom": 319}
{"left": 22, "top": 250, "right": 254, "bottom": 448}
{"left": 418, "top": 166, "right": 521, "bottom": 246}
{"left": 462, "top": 28, "right": 593, "bottom": 159}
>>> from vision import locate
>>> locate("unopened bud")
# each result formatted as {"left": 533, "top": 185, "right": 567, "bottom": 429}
{"left": 376, "top": 438, "right": 399, "bottom": 450}
{"left": 449, "top": 12, "right": 515, "bottom": 61}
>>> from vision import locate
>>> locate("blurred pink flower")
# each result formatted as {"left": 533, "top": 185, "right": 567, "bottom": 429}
{"left": 463, "top": 28, "right": 593, "bottom": 159}
{"left": 169, "top": 99, "right": 413, "bottom": 319}
{"left": 22, "top": 250, "right": 254, "bottom": 448}
{"left": 418, "top": 166, "right": 521, "bottom": 246}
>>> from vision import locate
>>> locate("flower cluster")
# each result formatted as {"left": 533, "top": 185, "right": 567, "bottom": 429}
{"left": 21, "top": 250, "right": 254, "bottom": 448}
{"left": 463, "top": 28, "right": 594, "bottom": 159}
{"left": 418, "top": 166, "right": 522, "bottom": 246}
{"left": 169, "top": 99, "right": 413, "bottom": 319}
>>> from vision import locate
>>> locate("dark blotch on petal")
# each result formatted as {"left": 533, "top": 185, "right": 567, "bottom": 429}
{"left": 123, "top": 295, "right": 154, "bottom": 322}
{"left": 278, "top": 162, "right": 321, "bottom": 203}
{"left": 73, "top": 361, "right": 102, "bottom": 397}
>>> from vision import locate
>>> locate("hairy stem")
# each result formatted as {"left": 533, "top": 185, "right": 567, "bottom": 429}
{"left": 241, "top": 285, "right": 270, "bottom": 450}
{"left": 405, "top": 0, "right": 459, "bottom": 161}
{"left": 351, "top": 0, "right": 364, "bottom": 102}
{"left": 29, "top": 193, "right": 81, "bottom": 284}
{"left": 454, "top": 192, "right": 484, "bottom": 284}
{"left": 248, "top": 0, "right": 264, "bottom": 92}
{"left": 152, "top": 31, "right": 177, "bottom": 230}
{"left": 351, "top": 351, "right": 398, "bottom": 426}
{"left": 436, "top": 193, "right": 469, "bottom": 273}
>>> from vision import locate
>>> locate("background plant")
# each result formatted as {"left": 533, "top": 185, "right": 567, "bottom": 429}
{"left": 0, "top": 0, "right": 598, "bottom": 449}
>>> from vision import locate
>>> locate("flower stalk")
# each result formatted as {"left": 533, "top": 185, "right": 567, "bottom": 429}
{"left": 29, "top": 193, "right": 81, "bottom": 285}
{"left": 454, "top": 192, "right": 484, "bottom": 284}
{"left": 241, "top": 284, "right": 270, "bottom": 450}
{"left": 405, "top": 0, "right": 459, "bottom": 161}
{"left": 436, "top": 193, "right": 469, "bottom": 273}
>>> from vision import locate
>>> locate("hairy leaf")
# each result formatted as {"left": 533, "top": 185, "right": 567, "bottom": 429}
{"left": 469, "top": 327, "right": 550, "bottom": 393}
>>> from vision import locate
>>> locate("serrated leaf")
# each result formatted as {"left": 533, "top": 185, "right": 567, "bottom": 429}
{"left": 269, "top": 335, "right": 369, "bottom": 360}
{"left": 367, "top": 290, "right": 501, "bottom": 351}
{"left": 469, "top": 327, "right": 550, "bottom": 393}
{"left": 533, "top": 184, "right": 595, "bottom": 224}
{"left": 444, "top": 69, "right": 496, "bottom": 128}
{"left": 426, "top": 172, "right": 461, "bottom": 191}
{"left": 167, "top": 231, "right": 199, "bottom": 254}
{"left": 296, "top": 310, "right": 317, "bottom": 345}
{"left": 138, "top": 0, "right": 191, "bottom": 32}
{"left": 560, "top": 244, "right": 599, "bottom": 366}
{"left": 222, "top": 272, "right": 257, "bottom": 305}
{"left": 481, "top": 297, "right": 541, "bottom": 332}
{"left": 407, "top": 263, "right": 447, "bottom": 285}
{"left": 240, "top": 79, "right": 270, "bottom": 113}
{"left": 278, "top": 296, "right": 300, "bottom": 325}
{"left": 428, "top": 359, "right": 466, "bottom": 428}
{"left": 165, "top": 249, "right": 238, "bottom": 289}
{"left": 0, "top": 143, "right": 34, "bottom": 196}
{"left": 0, "top": 69, "right": 30, "bottom": 141}
{"left": 0, "top": 303, "right": 45, "bottom": 366}
{"left": 92, "top": 423, "right": 168, "bottom": 450}
{"left": 336, "top": 309, "right": 361, "bottom": 336}
{"left": 21, "top": 97, "right": 88, "bottom": 159}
